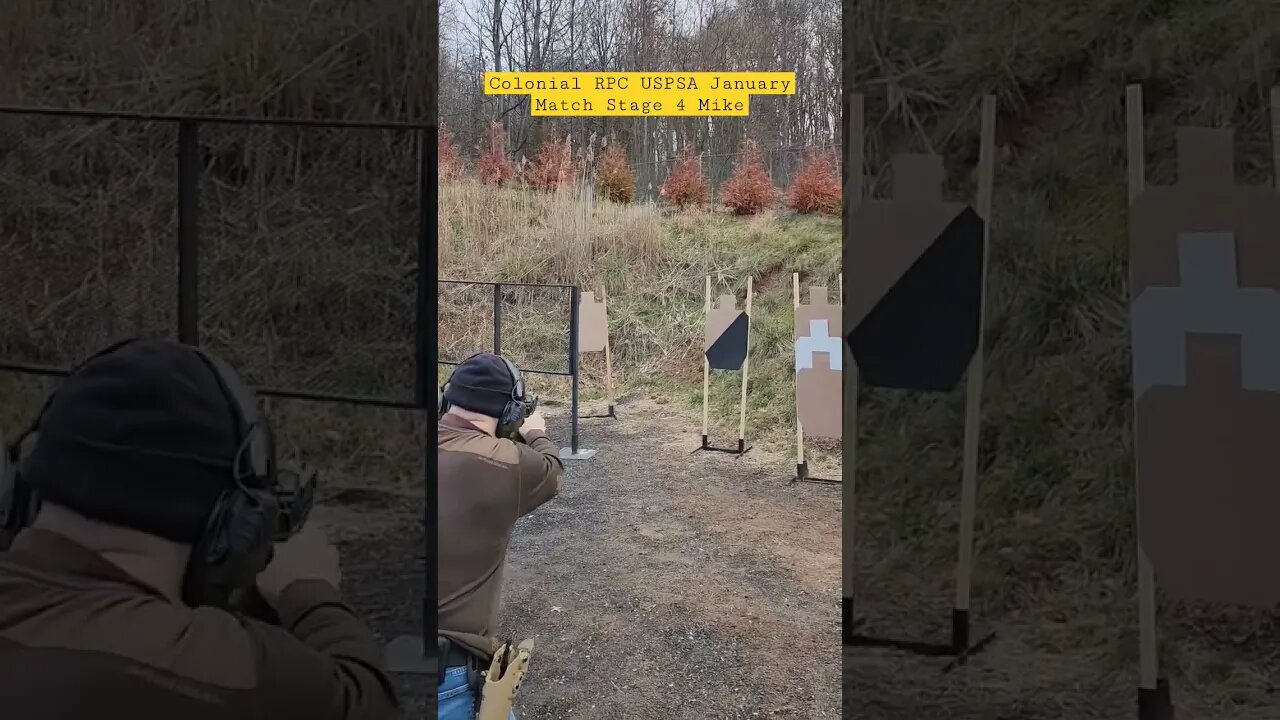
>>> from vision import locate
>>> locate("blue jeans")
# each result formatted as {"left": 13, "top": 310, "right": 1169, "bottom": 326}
{"left": 438, "top": 666, "right": 517, "bottom": 720}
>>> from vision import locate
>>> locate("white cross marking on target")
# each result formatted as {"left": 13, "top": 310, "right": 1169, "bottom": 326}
{"left": 796, "top": 319, "right": 842, "bottom": 371}
{"left": 1132, "top": 231, "right": 1280, "bottom": 399}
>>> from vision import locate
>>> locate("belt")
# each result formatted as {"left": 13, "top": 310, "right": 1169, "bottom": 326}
{"left": 438, "top": 636, "right": 484, "bottom": 690}
{"left": 443, "top": 642, "right": 473, "bottom": 669}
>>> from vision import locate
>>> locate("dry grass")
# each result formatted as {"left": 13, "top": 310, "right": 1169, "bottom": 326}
{"left": 849, "top": 0, "right": 1280, "bottom": 714}
{"left": 3, "top": 0, "right": 1278, "bottom": 714}
{"left": 0, "top": 0, "right": 432, "bottom": 122}
{"left": 438, "top": 180, "right": 842, "bottom": 456}
{"left": 0, "top": 0, "right": 433, "bottom": 420}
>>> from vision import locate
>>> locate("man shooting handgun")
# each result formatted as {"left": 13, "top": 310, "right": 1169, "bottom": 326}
{"left": 0, "top": 339, "right": 399, "bottom": 719}
{"left": 438, "top": 352, "right": 564, "bottom": 720}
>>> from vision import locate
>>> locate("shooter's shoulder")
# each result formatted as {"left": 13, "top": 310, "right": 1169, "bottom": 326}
{"left": 439, "top": 427, "right": 521, "bottom": 467}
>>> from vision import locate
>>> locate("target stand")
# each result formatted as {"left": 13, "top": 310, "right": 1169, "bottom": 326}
{"left": 577, "top": 287, "right": 617, "bottom": 422}
{"left": 790, "top": 275, "right": 843, "bottom": 486}
{"left": 842, "top": 599, "right": 865, "bottom": 638}
{"left": 1138, "top": 679, "right": 1174, "bottom": 720}
{"left": 693, "top": 435, "right": 750, "bottom": 456}
{"left": 843, "top": 93, "right": 1001, "bottom": 677}
{"left": 580, "top": 404, "right": 616, "bottom": 420}
{"left": 846, "top": 608, "right": 997, "bottom": 674}
{"left": 793, "top": 460, "right": 839, "bottom": 484}
{"left": 697, "top": 276, "right": 754, "bottom": 459}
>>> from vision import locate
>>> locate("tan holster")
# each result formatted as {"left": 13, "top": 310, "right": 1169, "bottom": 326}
{"left": 476, "top": 639, "right": 534, "bottom": 720}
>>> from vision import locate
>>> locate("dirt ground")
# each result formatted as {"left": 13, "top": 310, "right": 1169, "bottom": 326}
{"left": 843, "top": 610, "right": 1137, "bottom": 720}
{"left": 315, "top": 388, "right": 1278, "bottom": 720}
{"left": 844, "top": 618, "right": 1278, "bottom": 719}
{"left": 320, "top": 473, "right": 430, "bottom": 716}
{"left": 493, "top": 396, "right": 843, "bottom": 719}
{"left": 844, "top": 548, "right": 1280, "bottom": 719}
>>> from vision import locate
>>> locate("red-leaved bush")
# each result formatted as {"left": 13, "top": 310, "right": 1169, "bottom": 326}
{"left": 438, "top": 124, "right": 464, "bottom": 181}
{"left": 788, "top": 151, "right": 841, "bottom": 215}
{"left": 596, "top": 142, "right": 635, "bottom": 203}
{"left": 658, "top": 147, "right": 708, "bottom": 208}
{"left": 525, "top": 133, "right": 575, "bottom": 191}
{"left": 720, "top": 140, "right": 776, "bottom": 215}
{"left": 475, "top": 122, "right": 517, "bottom": 186}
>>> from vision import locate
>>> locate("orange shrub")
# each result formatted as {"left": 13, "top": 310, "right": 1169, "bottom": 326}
{"left": 596, "top": 142, "right": 635, "bottom": 203}
{"left": 658, "top": 147, "right": 708, "bottom": 208}
{"left": 438, "top": 124, "right": 464, "bottom": 181}
{"left": 475, "top": 121, "right": 517, "bottom": 186}
{"left": 720, "top": 140, "right": 776, "bottom": 215}
{"left": 787, "top": 151, "right": 841, "bottom": 215}
{"left": 525, "top": 134, "right": 574, "bottom": 191}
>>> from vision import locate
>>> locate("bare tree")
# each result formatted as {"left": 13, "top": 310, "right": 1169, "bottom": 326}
{"left": 440, "top": 0, "right": 841, "bottom": 199}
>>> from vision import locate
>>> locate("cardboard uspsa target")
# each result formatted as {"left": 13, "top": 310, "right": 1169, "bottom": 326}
{"left": 846, "top": 154, "right": 985, "bottom": 393}
{"left": 794, "top": 285, "right": 842, "bottom": 440}
{"left": 843, "top": 94, "right": 999, "bottom": 660}
{"left": 699, "top": 277, "right": 753, "bottom": 453}
{"left": 1130, "top": 127, "right": 1280, "bottom": 607}
{"left": 578, "top": 291, "right": 608, "bottom": 353}
{"left": 577, "top": 288, "right": 616, "bottom": 419}
{"left": 705, "top": 294, "right": 750, "bottom": 371}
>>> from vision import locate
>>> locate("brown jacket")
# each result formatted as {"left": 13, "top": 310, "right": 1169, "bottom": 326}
{"left": 437, "top": 413, "right": 564, "bottom": 661}
{"left": 0, "top": 528, "right": 399, "bottom": 720}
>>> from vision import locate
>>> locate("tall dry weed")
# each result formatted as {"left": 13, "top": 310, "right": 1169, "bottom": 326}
{"left": 439, "top": 180, "right": 664, "bottom": 287}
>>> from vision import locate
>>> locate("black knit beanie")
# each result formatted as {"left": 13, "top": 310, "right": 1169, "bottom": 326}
{"left": 443, "top": 353, "right": 519, "bottom": 417}
{"left": 20, "top": 339, "right": 245, "bottom": 544}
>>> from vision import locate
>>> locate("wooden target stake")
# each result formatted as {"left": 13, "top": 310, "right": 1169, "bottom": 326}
{"left": 794, "top": 273, "right": 805, "bottom": 469}
{"left": 846, "top": 96, "right": 1000, "bottom": 666}
{"left": 793, "top": 272, "right": 842, "bottom": 484}
{"left": 843, "top": 92, "right": 864, "bottom": 639}
{"left": 737, "top": 276, "right": 753, "bottom": 446}
{"left": 953, "top": 94, "right": 997, "bottom": 626}
{"left": 1126, "top": 82, "right": 1165, "bottom": 707}
{"left": 1272, "top": 86, "right": 1280, "bottom": 191}
{"left": 701, "top": 275, "right": 712, "bottom": 440}
{"left": 601, "top": 286, "right": 615, "bottom": 415}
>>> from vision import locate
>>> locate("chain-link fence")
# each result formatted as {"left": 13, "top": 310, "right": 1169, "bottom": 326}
{"left": 0, "top": 113, "right": 180, "bottom": 369}
{"left": 0, "top": 106, "right": 437, "bottom": 675}
{"left": 438, "top": 279, "right": 588, "bottom": 453}
{"left": 438, "top": 281, "right": 576, "bottom": 373}
{"left": 0, "top": 107, "right": 433, "bottom": 409}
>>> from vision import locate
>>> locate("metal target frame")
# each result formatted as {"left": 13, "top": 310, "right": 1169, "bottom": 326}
{"left": 0, "top": 105, "right": 438, "bottom": 677}
{"left": 437, "top": 279, "right": 594, "bottom": 460}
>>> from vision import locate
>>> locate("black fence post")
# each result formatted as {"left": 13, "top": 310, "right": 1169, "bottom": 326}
{"left": 415, "top": 127, "right": 436, "bottom": 666}
{"left": 569, "top": 285, "right": 581, "bottom": 454}
{"left": 493, "top": 284, "right": 502, "bottom": 356}
{"left": 415, "top": 130, "right": 432, "bottom": 410}
{"left": 177, "top": 121, "right": 201, "bottom": 344}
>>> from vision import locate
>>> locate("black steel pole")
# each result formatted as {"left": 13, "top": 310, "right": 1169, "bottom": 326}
{"left": 493, "top": 284, "right": 502, "bottom": 356}
{"left": 415, "top": 127, "right": 437, "bottom": 664}
{"left": 177, "top": 121, "right": 201, "bottom": 345}
{"left": 569, "top": 286, "right": 581, "bottom": 453}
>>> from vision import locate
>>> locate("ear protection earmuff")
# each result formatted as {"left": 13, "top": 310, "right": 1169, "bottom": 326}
{"left": 179, "top": 347, "right": 280, "bottom": 608}
{"left": 439, "top": 352, "right": 533, "bottom": 438}
{"left": 0, "top": 338, "right": 281, "bottom": 609}
{"left": 0, "top": 433, "right": 39, "bottom": 551}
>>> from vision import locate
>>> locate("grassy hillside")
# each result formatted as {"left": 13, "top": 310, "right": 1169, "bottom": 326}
{"left": 0, "top": 1, "right": 432, "bottom": 122}
{"left": 437, "top": 180, "right": 842, "bottom": 455}
{"left": 1, "top": 0, "right": 1277, "bottom": 712}
{"left": 849, "top": 0, "right": 1280, "bottom": 708}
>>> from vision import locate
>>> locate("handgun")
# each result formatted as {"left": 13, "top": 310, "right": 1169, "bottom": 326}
{"left": 272, "top": 462, "right": 317, "bottom": 542}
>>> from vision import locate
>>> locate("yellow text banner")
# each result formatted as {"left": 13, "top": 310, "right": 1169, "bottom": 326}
{"left": 483, "top": 72, "right": 796, "bottom": 117}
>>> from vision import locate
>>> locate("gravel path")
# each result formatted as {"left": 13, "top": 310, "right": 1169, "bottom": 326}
{"left": 497, "top": 397, "right": 842, "bottom": 719}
